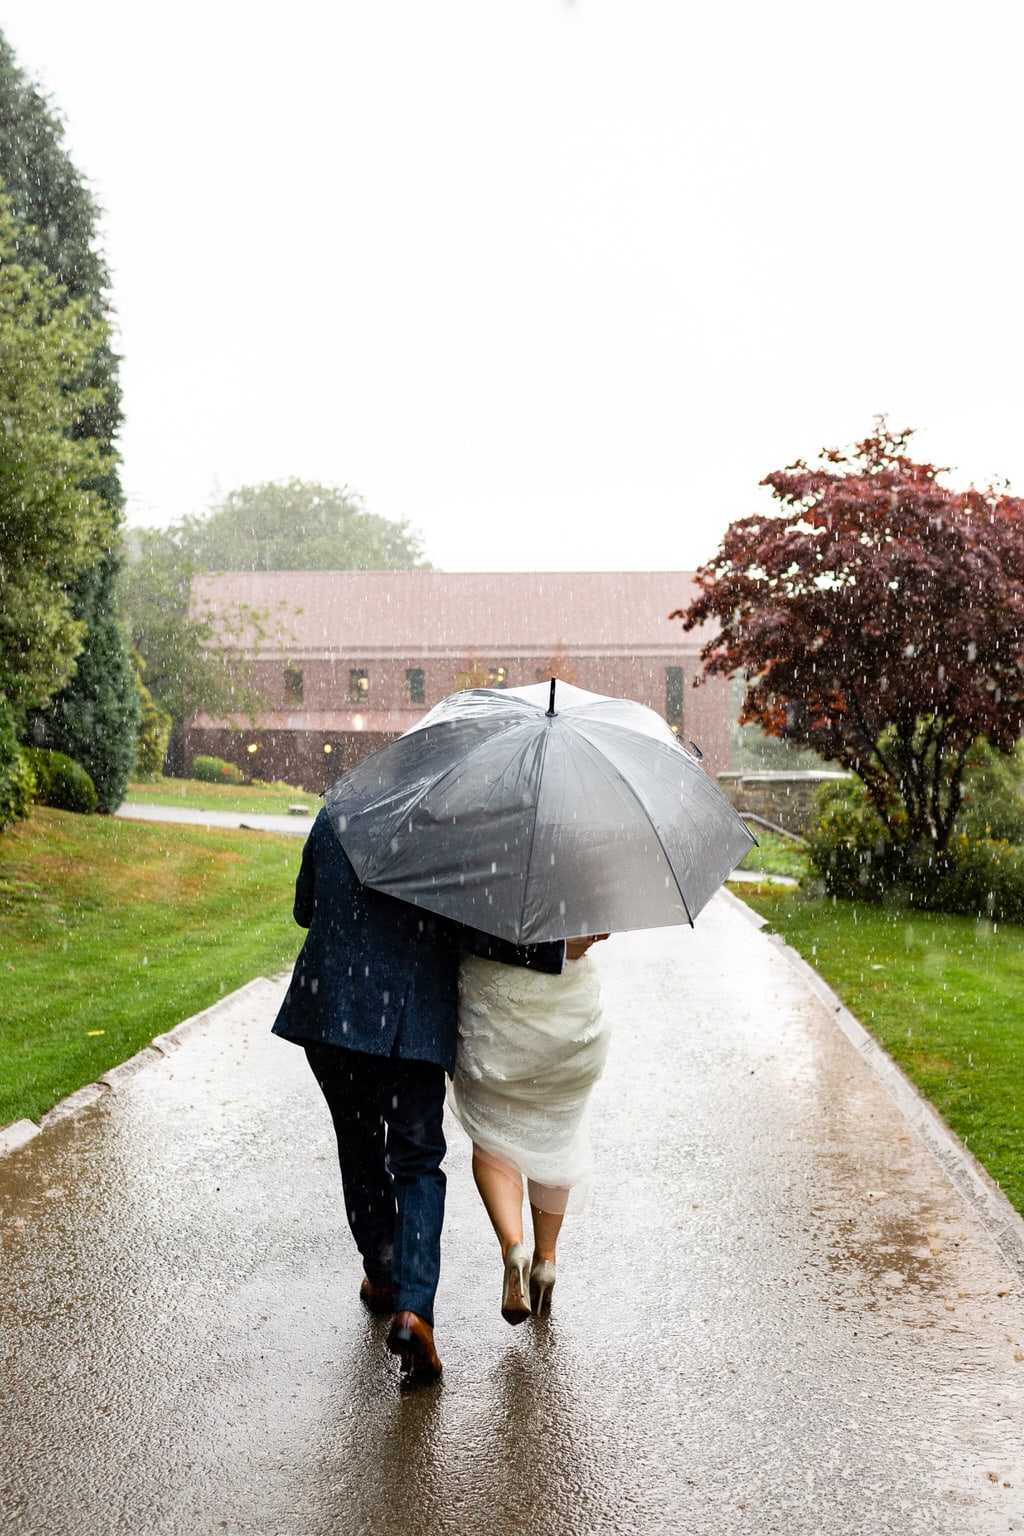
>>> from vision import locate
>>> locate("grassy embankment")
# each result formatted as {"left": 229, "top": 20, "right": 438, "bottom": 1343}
{"left": 124, "top": 777, "right": 317, "bottom": 816}
{"left": 735, "top": 828, "right": 807, "bottom": 881}
{"left": 733, "top": 879, "right": 1024, "bottom": 1218}
{"left": 0, "top": 807, "right": 300, "bottom": 1127}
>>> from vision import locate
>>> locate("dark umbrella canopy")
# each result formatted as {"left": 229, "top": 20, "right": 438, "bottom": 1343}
{"left": 324, "top": 679, "right": 756, "bottom": 943}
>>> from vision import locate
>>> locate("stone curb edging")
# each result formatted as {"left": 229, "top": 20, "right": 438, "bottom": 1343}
{"left": 720, "top": 885, "right": 1024, "bottom": 1283}
{"left": 0, "top": 976, "right": 280, "bottom": 1159}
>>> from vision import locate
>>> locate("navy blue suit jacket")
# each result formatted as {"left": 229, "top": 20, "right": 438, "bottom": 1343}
{"left": 272, "top": 807, "right": 564, "bottom": 1075}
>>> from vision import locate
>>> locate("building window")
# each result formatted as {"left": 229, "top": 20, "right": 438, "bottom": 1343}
{"left": 406, "top": 667, "right": 425, "bottom": 705}
{"left": 349, "top": 669, "right": 369, "bottom": 705}
{"left": 666, "top": 666, "right": 684, "bottom": 734}
{"left": 486, "top": 666, "right": 508, "bottom": 689}
{"left": 284, "top": 664, "right": 303, "bottom": 705}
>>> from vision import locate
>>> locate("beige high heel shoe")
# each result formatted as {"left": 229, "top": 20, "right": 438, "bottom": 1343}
{"left": 529, "top": 1258, "right": 556, "bottom": 1315}
{"left": 501, "top": 1242, "right": 532, "bottom": 1325}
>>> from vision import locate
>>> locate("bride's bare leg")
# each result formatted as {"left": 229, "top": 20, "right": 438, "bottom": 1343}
{"left": 472, "top": 1148, "right": 524, "bottom": 1257}
{"left": 528, "top": 1191, "right": 566, "bottom": 1314}
{"left": 529, "top": 1202, "right": 565, "bottom": 1265}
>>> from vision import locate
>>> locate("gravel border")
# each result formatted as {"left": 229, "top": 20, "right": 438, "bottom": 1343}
{"left": 721, "top": 884, "right": 1024, "bottom": 1281}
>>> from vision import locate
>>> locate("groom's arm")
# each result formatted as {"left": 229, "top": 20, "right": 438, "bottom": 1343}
{"left": 460, "top": 927, "right": 565, "bottom": 974}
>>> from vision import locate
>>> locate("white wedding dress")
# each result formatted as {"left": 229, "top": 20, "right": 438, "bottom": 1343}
{"left": 449, "top": 951, "right": 609, "bottom": 1213}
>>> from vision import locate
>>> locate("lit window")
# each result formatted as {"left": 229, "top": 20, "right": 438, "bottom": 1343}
{"left": 666, "top": 666, "right": 684, "bottom": 734}
{"left": 406, "top": 667, "right": 425, "bottom": 705}
{"left": 349, "top": 669, "right": 369, "bottom": 705}
{"left": 284, "top": 664, "right": 303, "bottom": 705}
{"left": 486, "top": 666, "right": 508, "bottom": 689}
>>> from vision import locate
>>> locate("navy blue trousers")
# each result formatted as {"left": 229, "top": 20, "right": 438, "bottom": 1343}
{"left": 304, "top": 1043, "right": 447, "bottom": 1327}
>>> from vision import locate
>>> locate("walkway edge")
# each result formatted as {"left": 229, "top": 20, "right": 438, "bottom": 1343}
{"left": 0, "top": 976, "right": 283, "bottom": 1158}
{"left": 720, "top": 885, "right": 1024, "bottom": 1282}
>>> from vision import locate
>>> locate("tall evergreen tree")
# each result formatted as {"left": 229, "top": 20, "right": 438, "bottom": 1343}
{"left": 0, "top": 192, "right": 112, "bottom": 826}
{"left": 0, "top": 32, "right": 138, "bottom": 810}
{"left": 27, "top": 556, "right": 139, "bottom": 811}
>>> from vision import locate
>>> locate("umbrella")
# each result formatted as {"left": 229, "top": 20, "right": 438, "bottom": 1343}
{"left": 324, "top": 677, "right": 756, "bottom": 943}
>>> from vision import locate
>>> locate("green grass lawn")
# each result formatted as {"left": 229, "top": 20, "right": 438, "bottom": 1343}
{"left": 736, "top": 827, "right": 808, "bottom": 881}
{"left": 0, "top": 807, "right": 301, "bottom": 1127}
{"left": 123, "top": 776, "right": 318, "bottom": 816}
{"left": 733, "top": 880, "right": 1024, "bottom": 1216}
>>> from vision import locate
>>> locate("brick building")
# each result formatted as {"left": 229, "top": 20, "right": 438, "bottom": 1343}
{"left": 183, "top": 570, "right": 731, "bottom": 792}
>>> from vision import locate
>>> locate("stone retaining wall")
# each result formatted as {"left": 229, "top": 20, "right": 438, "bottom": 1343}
{"left": 717, "top": 770, "right": 849, "bottom": 835}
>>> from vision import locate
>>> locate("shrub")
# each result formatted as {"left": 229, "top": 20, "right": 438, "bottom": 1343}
{"left": 958, "top": 741, "right": 1024, "bottom": 845}
{"left": 806, "top": 778, "right": 898, "bottom": 900}
{"left": 50, "top": 759, "right": 98, "bottom": 815}
{"left": 24, "top": 747, "right": 98, "bottom": 815}
{"left": 134, "top": 673, "right": 172, "bottom": 779}
{"left": 918, "top": 835, "right": 1024, "bottom": 924}
{"left": 0, "top": 698, "right": 35, "bottom": 830}
{"left": 807, "top": 775, "right": 1024, "bottom": 920}
{"left": 191, "top": 754, "right": 243, "bottom": 784}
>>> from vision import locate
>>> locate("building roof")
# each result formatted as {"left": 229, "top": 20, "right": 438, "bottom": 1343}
{"left": 192, "top": 570, "right": 704, "bottom": 658}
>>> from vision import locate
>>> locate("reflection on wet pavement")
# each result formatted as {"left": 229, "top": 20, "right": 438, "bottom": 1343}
{"left": 3, "top": 901, "right": 1024, "bottom": 1534}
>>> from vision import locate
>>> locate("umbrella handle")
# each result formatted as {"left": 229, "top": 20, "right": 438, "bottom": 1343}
{"left": 546, "top": 677, "right": 556, "bottom": 716}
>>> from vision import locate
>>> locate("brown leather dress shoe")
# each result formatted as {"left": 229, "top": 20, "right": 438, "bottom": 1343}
{"left": 359, "top": 1276, "right": 395, "bottom": 1316}
{"left": 386, "top": 1311, "right": 443, "bottom": 1383}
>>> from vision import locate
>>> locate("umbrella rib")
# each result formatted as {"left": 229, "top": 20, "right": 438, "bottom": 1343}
{"left": 569, "top": 727, "right": 696, "bottom": 929}
{"left": 519, "top": 721, "right": 554, "bottom": 942}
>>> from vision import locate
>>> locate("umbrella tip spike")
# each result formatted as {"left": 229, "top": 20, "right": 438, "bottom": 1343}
{"left": 547, "top": 677, "right": 556, "bottom": 716}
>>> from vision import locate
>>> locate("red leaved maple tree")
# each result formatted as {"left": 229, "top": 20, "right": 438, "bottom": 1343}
{"left": 674, "top": 423, "right": 1024, "bottom": 851}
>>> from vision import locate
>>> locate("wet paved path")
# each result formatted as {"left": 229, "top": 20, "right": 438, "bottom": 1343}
{"left": 3, "top": 897, "right": 1024, "bottom": 1535}
{"left": 115, "top": 802, "right": 315, "bottom": 837}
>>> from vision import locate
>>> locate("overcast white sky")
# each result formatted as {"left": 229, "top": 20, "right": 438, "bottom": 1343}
{"left": 3, "top": 0, "right": 1023, "bottom": 571}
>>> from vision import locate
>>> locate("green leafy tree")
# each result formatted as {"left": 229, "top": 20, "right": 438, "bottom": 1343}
{"left": 0, "top": 38, "right": 110, "bottom": 300}
{"left": 182, "top": 479, "right": 431, "bottom": 572}
{"left": 0, "top": 30, "right": 136, "bottom": 806}
{"left": 120, "top": 480, "right": 428, "bottom": 764}
{"left": 119, "top": 528, "right": 266, "bottom": 763}
{"left": 677, "top": 423, "right": 1024, "bottom": 854}
{"left": 0, "top": 696, "right": 34, "bottom": 828}
{"left": 0, "top": 195, "right": 111, "bottom": 716}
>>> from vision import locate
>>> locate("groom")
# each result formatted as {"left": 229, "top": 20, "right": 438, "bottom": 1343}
{"left": 273, "top": 806, "right": 563, "bottom": 1384}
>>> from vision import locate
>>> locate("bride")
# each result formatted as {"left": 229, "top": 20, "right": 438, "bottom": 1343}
{"left": 449, "top": 932, "right": 610, "bottom": 1323}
